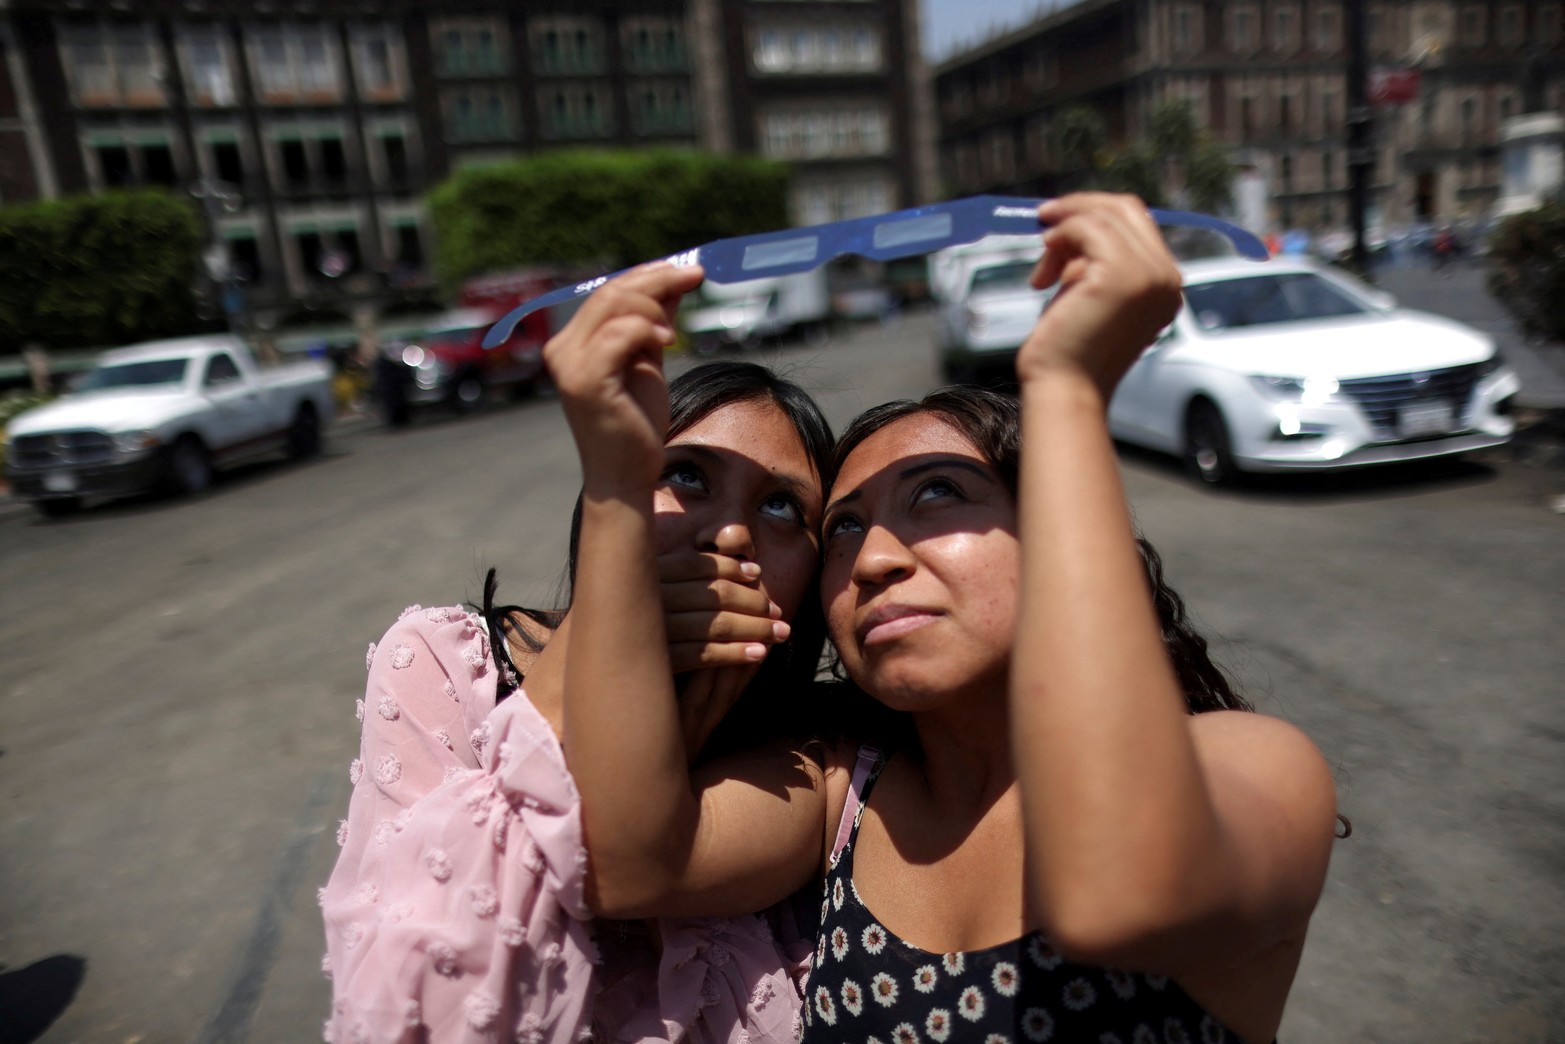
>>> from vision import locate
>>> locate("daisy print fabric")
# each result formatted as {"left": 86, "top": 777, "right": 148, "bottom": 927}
{"left": 797, "top": 751, "right": 1248, "bottom": 1043}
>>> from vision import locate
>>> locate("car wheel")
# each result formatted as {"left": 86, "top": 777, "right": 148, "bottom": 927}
{"left": 35, "top": 496, "right": 82, "bottom": 519}
{"left": 287, "top": 404, "right": 322, "bottom": 458}
{"left": 451, "top": 373, "right": 485, "bottom": 414}
{"left": 164, "top": 436, "right": 213, "bottom": 497}
{"left": 1183, "top": 399, "right": 1240, "bottom": 487}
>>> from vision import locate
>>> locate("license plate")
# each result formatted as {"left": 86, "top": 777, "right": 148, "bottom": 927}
{"left": 1400, "top": 400, "right": 1455, "bottom": 437}
{"left": 43, "top": 471, "right": 79, "bottom": 493}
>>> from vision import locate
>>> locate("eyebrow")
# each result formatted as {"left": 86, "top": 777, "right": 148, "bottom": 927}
{"left": 824, "top": 457, "right": 994, "bottom": 517}
{"left": 668, "top": 442, "right": 820, "bottom": 503}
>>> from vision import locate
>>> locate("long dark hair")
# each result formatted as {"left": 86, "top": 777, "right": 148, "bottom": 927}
{"left": 480, "top": 360, "right": 836, "bottom": 755}
{"left": 827, "top": 386, "right": 1252, "bottom": 716}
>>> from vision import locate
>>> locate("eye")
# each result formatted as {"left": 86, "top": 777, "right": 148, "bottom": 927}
{"left": 824, "top": 513, "right": 864, "bottom": 540}
{"left": 661, "top": 461, "right": 707, "bottom": 492}
{"left": 912, "top": 477, "right": 963, "bottom": 505}
{"left": 760, "top": 492, "right": 805, "bottom": 524}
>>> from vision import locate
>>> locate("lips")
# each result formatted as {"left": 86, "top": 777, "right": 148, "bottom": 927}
{"left": 858, "top": 603, "right": 941, "bottom": 646}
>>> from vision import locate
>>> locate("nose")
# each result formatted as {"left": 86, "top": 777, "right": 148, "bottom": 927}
{"left": 851, "top": 524, "right": 914, "bottom": 588}
{"left": 699, "top": 520, "right": 756, "bottom": 561}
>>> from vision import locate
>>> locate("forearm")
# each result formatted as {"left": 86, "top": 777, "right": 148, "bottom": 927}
{"left": 1012, "top": 371, "right": 1225, "bottom": 955}
{"left": 563, "top": 493, "right": 699, "bottom": 911}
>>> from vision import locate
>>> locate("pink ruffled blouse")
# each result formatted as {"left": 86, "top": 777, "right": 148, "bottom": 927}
{"left": 321, "top": 605, "right": 811, "bottom": 1043}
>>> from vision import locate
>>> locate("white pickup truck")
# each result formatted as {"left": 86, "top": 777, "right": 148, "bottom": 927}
{"left": 4, "top": 334, "right": 333, "bottom": 516}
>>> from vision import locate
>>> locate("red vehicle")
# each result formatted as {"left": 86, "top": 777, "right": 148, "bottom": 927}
{"left": 374, "top": 269, "right": 565, "bottom": 426}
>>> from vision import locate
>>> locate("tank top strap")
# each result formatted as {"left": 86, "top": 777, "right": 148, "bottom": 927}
{"left": 830, "top": 745, "right": 883, "bottom": 866}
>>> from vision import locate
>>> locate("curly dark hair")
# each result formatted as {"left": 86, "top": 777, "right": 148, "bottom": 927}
{"left": 826, "top": 385, "right": 1251, "bottom": 716}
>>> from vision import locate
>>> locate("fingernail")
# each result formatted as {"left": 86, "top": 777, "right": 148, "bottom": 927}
{"left": 654, "top": 324, "right": 675, "bottom": 343}
{"left": 768, "top": 600, "right": 782, "bottom": 619}
{"left": 739, "top": 562, "right": 762, "bottom": 579}
{"left": 772, "top": 621, "right": 791, "bottom": 641}
{"left": 745, "top": 643, "right": 768, "bottom": 661}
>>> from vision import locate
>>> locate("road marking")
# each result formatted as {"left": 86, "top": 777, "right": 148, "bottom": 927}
{"left": 196, "top": 771, "right": 337, "bottom": 1044}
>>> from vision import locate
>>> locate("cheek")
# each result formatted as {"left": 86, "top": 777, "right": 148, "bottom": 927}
{"left": 650, "top": 494, "right": 695, "bottom": 555}
{"left": 757, "top": 537, "right": 820, "bottom": 621}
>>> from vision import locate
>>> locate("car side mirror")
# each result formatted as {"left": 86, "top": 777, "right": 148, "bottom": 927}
{"left": 1365, "top": 289, "right": 1396, "bottom": 310}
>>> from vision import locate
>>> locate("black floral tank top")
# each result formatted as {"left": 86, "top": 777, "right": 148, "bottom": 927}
{"left": 797, "top": 748, "right": 1247, "bottom": 1044}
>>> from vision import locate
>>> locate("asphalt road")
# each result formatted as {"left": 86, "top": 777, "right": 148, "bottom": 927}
{"left": 1, "top": 297, "right": 1562, "bottom": 1043}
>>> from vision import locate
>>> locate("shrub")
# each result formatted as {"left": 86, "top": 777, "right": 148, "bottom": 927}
{"left": 0, "top": 189, "right": 204, "bottom": 353}
{"left": 1487, "top": 203, "right": 1565, "bottom": 342}
{"left": 428, "top": 150, "right": 792, "bottom": 289}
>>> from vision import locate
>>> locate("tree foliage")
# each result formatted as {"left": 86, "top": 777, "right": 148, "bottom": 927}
{"left": 1487, "top": 203, "right": 1565, "bottom": 342}
{"left": 429, "top": 150, "right": 792, "bottom": 289}
{"left": 0, "top": 189, "right": 203, "bottom": 353}
{"left": 1050, "top": 99, "right": 1234, "bottom": 214}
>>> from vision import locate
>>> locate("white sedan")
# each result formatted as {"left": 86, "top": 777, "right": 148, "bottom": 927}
{"left": 1107, "top": 257, "right": 1521, "bottom": 484}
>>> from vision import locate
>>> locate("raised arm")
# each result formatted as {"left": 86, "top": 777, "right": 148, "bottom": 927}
{"left": 545, "top": 264, "right": 828, "bottom": 919}
{"left": 1009, "top": 195, "right": 1338, "bottom": 974}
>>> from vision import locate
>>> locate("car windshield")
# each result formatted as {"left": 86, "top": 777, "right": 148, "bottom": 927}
{"left": 968, "top": 260, "right": 1039, "bottom": 293}
{"left": 1184, "top": 272, "right": 1372, "bottom": 331}
{"left": 78, "top": 358, "right": 189, "bottom": 390}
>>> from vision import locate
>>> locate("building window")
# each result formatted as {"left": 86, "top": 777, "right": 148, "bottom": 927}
{"left": 1240, "top": 95, "right": 1256, "bottom": 136}
{"left": 1279, "top": 153, "right": 1293, "bottom": 191}
{"left": 752, "top": 24, "right": 882, "bottom": 73}
{"left": 379, "top": 131, "right": 411, "bottom": 184}
{"left": 269, "top": 127, "right": 353, "bottom": 191}
{"left": 1313, "top": 7, "right": 1339, "bottom": 52}
{"left": 539, "top": 84, "right": 613, "bottom": 139}
{"left": 226, "top": 232, "right": 265, "bottom": 285}
{"left": 623, "top": 18, "right": 687, "bottom": 74}
{"left": 290, "top": 222, "right": 362, "bottom": 283}
{"left": 1272, "top": 5, "right": 1298, "bottom": 52}
{"left": 61, "top": 23, "right": 167, "bottom": 108}
{"left": 1230, "top": 6, "right": 1258, "bottom": 53}
{"left": 631, "top": 82, "right": 695, "bottom": 137}
{"left": 1321, "top": 149, "right": 1334, "bottom": 189}
{"left": 1279, "top": 93, "right": 1293, "bottom": 133}
{"left": 759, "top": 106, "right": 888, "bottom": 159}
{"left": 1460, "top": 5, "right": 1486, "bottom": 46}
{"left": 442, "top": 87, "right": 518, "bottom": 143}
{"left": 249, "top": 24, "right": 342, "bottom": 104}
{"left": 180, "top": 27, "right": 237, "bottom": 107}
{"left": 1461, "top": 96, "right": 1476, "bottom": 141}
{"left": 211, "top": 137, "right": 245, "bottom": 184}
{"left": 1172, "top": 5, "right": 1201, "bottom": 54}
{"left": 531, "top": 18, "right": 605, "bottom": 76}
{"left": 350, "top": 25, "right": 406, "bottom": 102}
{"left": 431, "top": 19, "right": 509, "bottom": 77}
{"left": 791, "top": 177, "right": 893, "bottom": 225}
{"left": 1542, "top": 6, "right": 1562, "bottom": 46}
{"left": 1498, "top": 5, "right": 1523, "bottom": 47}
{"left": 84, "top": 130, "right": 182, "bottom": 188}
{"left": 392, "top": 223, "right": 424, "bottom": 270}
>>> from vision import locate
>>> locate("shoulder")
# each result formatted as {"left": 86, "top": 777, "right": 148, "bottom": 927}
{"left": 1190, "top": 710, "right": 1339, "bottom": 850}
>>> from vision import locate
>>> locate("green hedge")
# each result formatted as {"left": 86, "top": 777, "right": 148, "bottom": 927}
{"left": 0, "top": 189, "right": 203, "bottom": 353}
{"left": 429, "top": 150, "right": 792, "bottom": 289}
{"left": 1487, "top": 203, "right": 1565, "bottom": 343}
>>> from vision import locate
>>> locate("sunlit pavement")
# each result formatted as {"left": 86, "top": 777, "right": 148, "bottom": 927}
{"left": 1, "top": 310, "right": 1562, "bottom": 1042}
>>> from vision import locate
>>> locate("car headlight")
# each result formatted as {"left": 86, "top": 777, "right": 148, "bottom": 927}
{"left": 114, "top": 431, "right": 161, "bottom": 454}
{"left": 1250, "top": 375, "right": 1339, "bottom": 405}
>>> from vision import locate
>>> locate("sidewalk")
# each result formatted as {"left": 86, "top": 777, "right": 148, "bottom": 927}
{"left": 1373, "top": 263, "right": 1565, "bottom": 410}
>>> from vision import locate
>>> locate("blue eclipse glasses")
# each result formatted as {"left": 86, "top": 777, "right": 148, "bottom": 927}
{"left": 482, "top": 195, "right": 1267, "bottom": 349}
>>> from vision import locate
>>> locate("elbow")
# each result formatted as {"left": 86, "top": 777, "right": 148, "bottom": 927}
{"left": 1034, "top": 878, "right": 1206, "bottom": 970}
{"left": 582, "top": 844, "right": 686, "bottom": 920}
{"left": 586, "top": 872, "right": 668, "bottom": 921}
